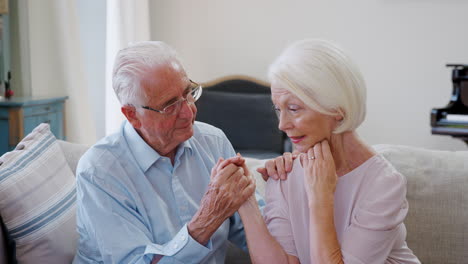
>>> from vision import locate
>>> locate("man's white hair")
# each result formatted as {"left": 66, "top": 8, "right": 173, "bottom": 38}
{"left": 112, "top": 41, "right": 185, "bottom": 107}
{"left": 268, "top": 39, "right": 367, "bottom": 133}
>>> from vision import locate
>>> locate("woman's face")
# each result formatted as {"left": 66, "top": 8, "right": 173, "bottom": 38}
{"left": 271, "top": 83, "right": 338, "bottom": 153}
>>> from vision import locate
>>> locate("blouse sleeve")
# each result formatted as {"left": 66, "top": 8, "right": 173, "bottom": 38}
{"left": 263, "top": 178, "right": 298, "bottom": 257}
{"left": 340, "top": 167, "right": 409, "bottom": 264}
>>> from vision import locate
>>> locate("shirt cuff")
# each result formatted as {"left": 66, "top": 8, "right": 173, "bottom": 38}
{"left": 143, "top": 223, "right": 213, "bottom": 262}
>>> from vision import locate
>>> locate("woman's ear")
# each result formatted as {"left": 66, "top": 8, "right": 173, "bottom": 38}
{"left": 334, "top": 114, "right": 344, "bottom": 121}
{"left": 334, "top": 107, "right": 344, "bottom": 122}
{"left": 121, "top": 105, "right": 141, "bottom": 128}
{"left": 331, "top": 109, "right": 344, "bottom": 131}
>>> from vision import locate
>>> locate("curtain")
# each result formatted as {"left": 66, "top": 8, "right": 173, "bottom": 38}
{"left": 51, "top": 1, "right": 97, "bottom": 144}
{"left": 105, "top": 0, "right": 151, "bottom": 135}
{"left": 18, "top": 0, "right": 150, "bottom": 143}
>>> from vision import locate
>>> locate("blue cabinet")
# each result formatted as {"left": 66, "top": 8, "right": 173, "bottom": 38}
{"left": 0, "top": 96, "right": 68, "bottom": 154}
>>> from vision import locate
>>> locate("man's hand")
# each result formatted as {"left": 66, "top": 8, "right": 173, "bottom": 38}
{"left": 257, "top": 151, "right": 299, "bottom": 181}
{"left": 188, "top": 156, "right": 255, "bottom": 245}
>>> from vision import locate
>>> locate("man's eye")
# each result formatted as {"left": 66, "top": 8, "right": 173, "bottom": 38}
{"left": 186, "top": 90, "right": 195, "bottom": 100}
{"left": 164, "top": 103, "right": 178, "bottom": 114}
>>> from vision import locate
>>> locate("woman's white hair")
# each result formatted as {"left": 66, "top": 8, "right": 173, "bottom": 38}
{"left": 112, "top": 41, "right": 185, "bottom": 107}
{"left": 268, "top": 39, "right": 367, "bottom": 133}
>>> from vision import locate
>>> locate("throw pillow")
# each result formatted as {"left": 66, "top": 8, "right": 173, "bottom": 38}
{"left": 0, "top": 123, "right": 77, "bottom": 263}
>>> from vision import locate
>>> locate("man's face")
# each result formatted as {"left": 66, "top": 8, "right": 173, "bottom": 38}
{"left": 132, "top": 63, "right": 197, "bottom": 159}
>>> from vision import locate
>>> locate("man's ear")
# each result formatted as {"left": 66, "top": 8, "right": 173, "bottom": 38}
{"left": 121, "top": 105, "right": 141, "bottom": 128}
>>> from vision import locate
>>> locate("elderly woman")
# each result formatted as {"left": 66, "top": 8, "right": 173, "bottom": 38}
{"left": 238, "top": 39, "right": 420, "bottom": 263}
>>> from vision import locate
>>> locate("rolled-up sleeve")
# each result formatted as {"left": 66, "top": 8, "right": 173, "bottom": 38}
{"left": 144, "top": 224, "right": 213, "bottom": 263}
{"left": 74, "top": 168, "right": 213, "bottom": 264}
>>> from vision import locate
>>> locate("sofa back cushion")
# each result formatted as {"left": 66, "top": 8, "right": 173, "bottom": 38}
{"left": 375, "top": 144, "right": 468, "bottom": 264}
{"left": 196, "top": 76, "right": 290, "bottom": 159}
{"left": 0, "top": 123, "right": 77, "bottom": 263}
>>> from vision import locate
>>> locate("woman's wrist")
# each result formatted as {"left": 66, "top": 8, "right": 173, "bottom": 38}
{"left": 239, "top": 195, "right": 258, "bottom": 214}
{"left": 307, "top": 193, "right": 335, "bottom": 209}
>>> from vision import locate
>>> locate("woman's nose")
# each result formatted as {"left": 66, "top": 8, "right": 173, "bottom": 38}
{"left": 278, "top": 113, "right": 291, "bottom": 131}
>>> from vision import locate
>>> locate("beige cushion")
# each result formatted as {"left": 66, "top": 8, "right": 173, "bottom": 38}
{"left": 245, "top": 157, "right": 267, "bottom": 197}
{"left": 0, "top": 123, "right": 77, "bottom": 263}
{"left": 374, "top": 144, "right": 468, "bottom": 264}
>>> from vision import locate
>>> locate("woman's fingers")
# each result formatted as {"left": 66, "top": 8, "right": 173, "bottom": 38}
{"left": 313, "top": 141, "right": 323, "bottom": 161}
{"left": 265, "top": 159, "right": 279, "bottom": 180}
{"left": 306, "top": 148, "right": 315, "bottom": 167}
{"left": 275, "top": 156, "right": 287, "bottom": 180}
{"left": 321, "top": 140, "right": 333, "bottom": 160}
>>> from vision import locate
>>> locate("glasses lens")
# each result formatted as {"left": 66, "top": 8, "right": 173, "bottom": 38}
{"left": 190, "top": 84, "right": 202, "bottom": 102}
{"left": 163, "top": 101, "right": 182, "bottom": 115}
{"left": 160, "top": 82, "right": 201, "bottom": 115}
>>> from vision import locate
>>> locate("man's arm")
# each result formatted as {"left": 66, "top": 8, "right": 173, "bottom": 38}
{"left": 76, "top": 168, "right": 222, "bottom": 264}
{"left": 187, "top": 156, "right": 256, "bottom": 245}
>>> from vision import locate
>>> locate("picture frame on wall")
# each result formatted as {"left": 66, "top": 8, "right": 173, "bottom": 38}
{"left": 0, "top": 0, "right": 8, "bottom": 14}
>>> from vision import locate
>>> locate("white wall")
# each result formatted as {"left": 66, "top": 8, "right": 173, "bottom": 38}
{"left": 150, "top": 0, "right": 468, "bottom": 151}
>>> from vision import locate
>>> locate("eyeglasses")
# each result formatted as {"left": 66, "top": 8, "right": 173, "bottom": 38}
{"left": 141, "top": 80, "right": 203, "bottom": 115}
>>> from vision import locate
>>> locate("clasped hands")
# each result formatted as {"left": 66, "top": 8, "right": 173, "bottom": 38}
{"left": 207, "top": 155, "right": 256, "bottom": 218}
{"left": 192, "top": 140, "right": 337, "bottom": 241}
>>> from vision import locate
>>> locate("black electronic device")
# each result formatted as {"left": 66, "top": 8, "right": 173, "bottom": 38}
{"left": 431, "top": 64, "right": 468, "bottom": 144}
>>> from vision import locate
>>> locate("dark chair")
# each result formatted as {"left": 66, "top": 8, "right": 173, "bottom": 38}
{"left": 196, "top": 75, "right": 291, "bottom": 159}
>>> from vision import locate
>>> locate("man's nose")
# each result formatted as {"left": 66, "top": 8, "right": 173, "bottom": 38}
{"left": 178, "top": 99, "right": 195, "bottom": 118}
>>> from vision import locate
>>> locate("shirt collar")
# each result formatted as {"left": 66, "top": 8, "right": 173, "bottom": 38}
{"left": 123, "top": 121, "right": 161, "bottom": 172}
{"left": 177, "top": 139, "right": 194, "bottom": 159}
{"left": 123, "top": 121, "right": 194, "bottom": 172}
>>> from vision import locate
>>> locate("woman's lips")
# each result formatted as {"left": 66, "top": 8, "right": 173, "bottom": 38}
{"left": 289, "top": 136, "right": 305, "bottom": 144}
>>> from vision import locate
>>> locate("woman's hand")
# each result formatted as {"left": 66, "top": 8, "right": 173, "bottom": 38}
{"left": 301, "top": 140, "right": 337, "bottom": 206}
{"left": 257, "top": 151, "right": 300, "bottom": 181}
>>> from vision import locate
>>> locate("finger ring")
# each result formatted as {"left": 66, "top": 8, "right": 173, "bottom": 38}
{"left": 308, "top": 156, "right": 315, "bottom": 160}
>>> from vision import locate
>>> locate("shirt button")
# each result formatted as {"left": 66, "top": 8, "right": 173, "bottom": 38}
{"left": 173, "top": 243, "right": 178, "bottom": 249}
{"left": 181, "top": 234, "right": 187, "bottom": 241}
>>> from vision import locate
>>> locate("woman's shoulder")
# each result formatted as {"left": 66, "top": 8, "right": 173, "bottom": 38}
{"left": 265, "top": 158, "right": 304, "bottom": 189}
{"left": 351, "top": 154, "right": 409, "bottom": 231}
{"left": 265, "top": 158, "right": 305, "bottom": 203}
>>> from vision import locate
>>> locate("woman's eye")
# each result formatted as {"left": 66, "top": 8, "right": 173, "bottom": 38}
{"left": 273, "top": 106, "right": 281, "bottom": 118}
{"left": 288, "top": 105, "right": 300, "bottom": 112}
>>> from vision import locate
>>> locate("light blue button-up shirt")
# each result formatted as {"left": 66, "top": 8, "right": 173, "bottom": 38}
{"left": 73, "top": 121, "right": 264, "bottom": 264}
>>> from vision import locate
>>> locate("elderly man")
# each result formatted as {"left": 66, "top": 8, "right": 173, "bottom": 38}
{"left": 73, "top": 41, "right": 288, "bottom": 264}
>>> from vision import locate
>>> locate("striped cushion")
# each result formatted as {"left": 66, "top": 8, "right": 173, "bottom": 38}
{"left": 0, "top": 123, "right": 77, "bottom": 263}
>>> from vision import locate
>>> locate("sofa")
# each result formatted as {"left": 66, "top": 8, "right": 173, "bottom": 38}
{"left": 196, "top": 75, "right": 292, "bottom": 159}
{"left": 0, "top": 124, "right": 467, "bottom": 264}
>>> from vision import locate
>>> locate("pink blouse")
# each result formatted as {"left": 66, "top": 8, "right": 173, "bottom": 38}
{"left": 264, "top": 154, "right": 420, "bottom": 264}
